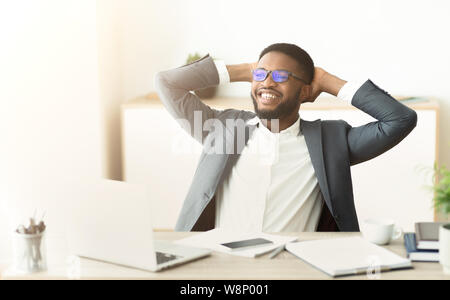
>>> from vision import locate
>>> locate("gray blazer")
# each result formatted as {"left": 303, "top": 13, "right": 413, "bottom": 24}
{"left": 155, "top": 55, "right": 417, "bottom": 232}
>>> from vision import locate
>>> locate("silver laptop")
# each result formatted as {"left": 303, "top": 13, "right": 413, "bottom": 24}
{"left": 66, "top": 179, "right": 211, "bottom": 272}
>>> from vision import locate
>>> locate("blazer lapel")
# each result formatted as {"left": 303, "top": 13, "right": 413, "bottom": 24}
{"left": 209, "top": 122, "right": 258, "bottom": 202}
{"left": 300, "top": 118, "right": 334, "bottom": 215}
{"left": 191, "top": 122, "right": 257, "bottom": 231}
{"left": 222, "top": 123, "right": 257, "bottom": 174}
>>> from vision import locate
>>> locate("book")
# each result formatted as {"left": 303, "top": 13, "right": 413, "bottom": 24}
{"left": 404, "top": 233, "right": 439, "bottom": 262}
{"left": 415, "top": 222, "right": 449, "bottom": 250}
{"left": 285, "top": 237, "right": 412, "bottom": 278}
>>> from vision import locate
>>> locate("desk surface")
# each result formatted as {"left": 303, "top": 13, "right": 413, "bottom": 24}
{"left": 1, "top": 232, "right": 449, "bottom": 280}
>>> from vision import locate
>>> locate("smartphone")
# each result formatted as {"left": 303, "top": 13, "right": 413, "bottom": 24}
{"left": 220, "top": 238, "right": 273, "bottom": 251}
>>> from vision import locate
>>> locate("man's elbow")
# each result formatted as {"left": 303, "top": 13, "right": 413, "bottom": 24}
{"left": 154, "top": 71, "right": 173, "bottom": 107}
{"left": 154, "top": 71, "right": 167, "bottom": 93}
{"left": 405, "top": 110, "right": 418, "bottom": 130}
{"left": 395, "top": 110, "right": 418, "bottom": 139}
{"left": 389, "top": 110, "right": 418, "bottom": 139}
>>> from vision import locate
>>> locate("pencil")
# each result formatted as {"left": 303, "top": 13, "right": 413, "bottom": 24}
{"left": 269, "top": 245, "right": 285, "bottom": 259}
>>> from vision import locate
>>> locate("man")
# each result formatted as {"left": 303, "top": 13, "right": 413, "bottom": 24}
{"left": 155, "top": 43, "right": 417, "bottom": 232}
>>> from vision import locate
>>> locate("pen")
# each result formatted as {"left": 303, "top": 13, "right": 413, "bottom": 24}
{"left": 269, "top": 245, "right": 285, "bottom": 259}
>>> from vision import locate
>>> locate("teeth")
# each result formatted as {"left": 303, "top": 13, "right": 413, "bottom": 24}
{"left": 261, "top": 93, "right": 277, "bottom": 100}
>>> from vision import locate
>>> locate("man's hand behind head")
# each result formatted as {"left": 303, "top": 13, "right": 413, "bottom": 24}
{"left": 303, "top": 67, "right": 328, "bottom": 103}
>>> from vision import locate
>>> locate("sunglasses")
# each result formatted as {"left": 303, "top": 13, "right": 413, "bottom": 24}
{"left": 252, "top": 68, "right": 308, "bottom": 84}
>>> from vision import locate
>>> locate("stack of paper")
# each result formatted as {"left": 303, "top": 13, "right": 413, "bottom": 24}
{"left": 175, "top": 229, "right": 297, "bottom": 258}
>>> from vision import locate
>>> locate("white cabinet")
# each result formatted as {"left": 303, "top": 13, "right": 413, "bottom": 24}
{"left": 122, "top": 97, "right": 439, "bottom": 231}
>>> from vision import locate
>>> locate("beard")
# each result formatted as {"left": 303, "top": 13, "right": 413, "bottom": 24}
{"left": 250, "top": 90, "right": 301, "bottom": 120}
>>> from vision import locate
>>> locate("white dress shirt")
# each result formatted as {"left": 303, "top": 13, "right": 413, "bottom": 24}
{"left": 212, "top": 60, "right": 365, "bottom": 233}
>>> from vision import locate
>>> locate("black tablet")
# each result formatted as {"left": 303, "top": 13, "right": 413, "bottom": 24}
{"left": 221, "top": 238, "right": 273, "bottom": 251}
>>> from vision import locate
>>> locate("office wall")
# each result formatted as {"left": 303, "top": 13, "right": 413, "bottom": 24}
{"left": 0, "top": 0, "right": 102, "bottom": 257}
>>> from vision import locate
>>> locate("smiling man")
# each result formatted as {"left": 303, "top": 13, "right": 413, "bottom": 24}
{"left": 249, "top": 45, "right": 315, "bottom": 131}
{"left": 155, "top": 43, "right": 417, "bottom": 232}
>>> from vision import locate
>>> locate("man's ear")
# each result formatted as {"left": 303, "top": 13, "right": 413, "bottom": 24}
{"left": 299, "top": 85, "right": 312, "bottom": 102}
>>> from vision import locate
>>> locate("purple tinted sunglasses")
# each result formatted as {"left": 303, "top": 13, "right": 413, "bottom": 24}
{"left": 252, "top": 68, "right": 308, "bottom": 84}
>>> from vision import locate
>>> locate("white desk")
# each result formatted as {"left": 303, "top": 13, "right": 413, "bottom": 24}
{"left": 1, "top": 232, "right": 448, "bottom": 280}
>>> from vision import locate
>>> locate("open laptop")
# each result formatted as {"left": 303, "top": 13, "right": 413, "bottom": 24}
{"left": 66, "top": 179, "right": 211, "bottom": 272}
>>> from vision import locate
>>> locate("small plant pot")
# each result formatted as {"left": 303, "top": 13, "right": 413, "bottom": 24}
{"left": 439, "top": 223, "right": 450, "bottom": 274}
{"left": 194, "top": 86, "right": 217, "bottom": 99}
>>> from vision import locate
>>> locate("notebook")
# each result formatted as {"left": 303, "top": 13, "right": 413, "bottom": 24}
{"left": 286, "top": 237, "right": 412, "bottom": 277}
{"left": 404, "top": 233, "right": 439, "bottom": 262}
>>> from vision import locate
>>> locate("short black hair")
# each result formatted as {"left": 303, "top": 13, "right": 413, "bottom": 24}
{"left": 259, "top": 43, "right": 315, "bottom": 84}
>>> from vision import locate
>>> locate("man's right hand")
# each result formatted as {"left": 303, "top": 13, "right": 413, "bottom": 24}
{"left": 226, "top": 63, "right": 258, "bottom": 83}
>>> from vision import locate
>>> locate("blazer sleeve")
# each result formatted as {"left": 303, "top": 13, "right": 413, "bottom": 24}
{"left": 154, "top": 55, "right": 231, "bottom": 145}
{"left": 346, "top": 80, "right": 418, "bottom": 166}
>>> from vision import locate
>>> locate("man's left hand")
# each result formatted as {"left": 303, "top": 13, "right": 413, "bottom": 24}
{"left": 303, "top": 67, "right": 328, "bottom": 103}
{"left": 304, "top": 67, "right": 347, "bottom": 103}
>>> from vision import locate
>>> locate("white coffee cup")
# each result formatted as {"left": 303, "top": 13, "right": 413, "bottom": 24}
{"left": 439, "top": 224, "right": 450, "bottom": 275}
{"left": 361, "top": 218, "right": 403, "bottom": 245}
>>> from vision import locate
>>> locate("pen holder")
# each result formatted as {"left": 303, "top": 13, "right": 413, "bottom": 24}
{"left": 12, "top": 231, "right": 47, "bottom": 274}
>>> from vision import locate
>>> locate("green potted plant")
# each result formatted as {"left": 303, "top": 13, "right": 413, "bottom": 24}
{"left": 186, "top": 52, "right": 218, "bottom": 99}
{"left": 433, "top": 164, "right": 450, "bottom": 215}
{"left": 433, "top": 163, "right": 450, "bottom": 274}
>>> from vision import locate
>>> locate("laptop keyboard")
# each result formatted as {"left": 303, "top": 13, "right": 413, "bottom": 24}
{"left": 156, "top": 251, "right": 182, "bottom": 264}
